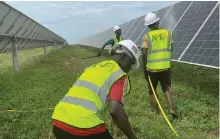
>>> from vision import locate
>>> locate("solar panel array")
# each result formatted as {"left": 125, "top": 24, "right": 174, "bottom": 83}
{"left": 79, "top": 1, "right": 219, "bottom": 69}
{"left": 0, "top": 1, "right": 66, "bottom": 53}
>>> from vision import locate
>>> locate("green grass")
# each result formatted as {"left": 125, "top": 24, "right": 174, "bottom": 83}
{"left": 0, "top": 46, "right": 53, "bottom": 74}
{"left": 0, "top": 46, "right": 219, "bottom": 139}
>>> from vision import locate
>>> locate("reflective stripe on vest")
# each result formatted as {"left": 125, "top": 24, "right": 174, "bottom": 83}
{"left": 60, "top": 96, "right": 98, "bottom": 112}
{"left": 52, "top": 60, "right": 131, "bottom": 128}
{"left": 147, "top": 58, "right": 170, "bottom": 63}
{"left": 145, "top": 29, "right": 172, "bottom": 69}
{"left": 59, "top": 96, "right": 103, "bottom": 120}
{"left": 72, "top": 69, "right": 125, "bottom": 105}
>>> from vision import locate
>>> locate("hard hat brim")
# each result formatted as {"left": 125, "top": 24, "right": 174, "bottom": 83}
{"left": 113, "top": 42, "right": 140, "bottom": 70}
{"left": 113, "top": 26, "right": 121, "bottom": 32}
{"left": 144, "top": 17, "right": 160, "bottom": 26}
{"left": 114, "top": 29, "right": 120, "bottom": 32}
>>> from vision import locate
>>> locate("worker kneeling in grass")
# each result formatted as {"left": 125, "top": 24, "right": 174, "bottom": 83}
{"left": 142, "top": 12, "right": 177, "bottom": 119}
{"left": 52, "top": 40, "right": 140, "bottom": 139}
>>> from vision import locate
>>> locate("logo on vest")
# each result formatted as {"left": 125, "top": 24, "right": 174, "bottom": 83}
{"left": 152, "top": 33, "right": 167, "bottom": 42}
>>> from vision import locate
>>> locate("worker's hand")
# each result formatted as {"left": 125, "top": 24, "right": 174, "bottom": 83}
{"left": 109, "top": 100, "right": 138, "bottom": 139}
{"left": 97, "top": 52, "right": 101, "bottom": 57}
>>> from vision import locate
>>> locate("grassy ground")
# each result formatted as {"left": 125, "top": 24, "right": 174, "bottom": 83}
{"left": 0, "top": 46, "right": 53, "bottom": 74}
{"left": 0, "top": 46, "right": 219, "bottom": 139}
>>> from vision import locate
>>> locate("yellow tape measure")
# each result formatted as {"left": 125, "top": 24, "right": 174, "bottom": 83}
{"left": 0, "top": 108, "right": 53, "bottom": 113}
{"left": 148, "top": 75, "right": 179, "bottom": 137}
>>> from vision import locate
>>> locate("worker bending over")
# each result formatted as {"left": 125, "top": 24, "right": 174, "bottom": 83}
{"left": 52, "top": 40, "right": 140, "bottom": 139}
{"left": 97, "top": 25, "right": 123, "bottom": 56}
{"left": 141, "top": 13, "right": 177, "bottom": 118}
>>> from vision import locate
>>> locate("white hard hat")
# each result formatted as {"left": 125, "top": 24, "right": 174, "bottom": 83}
{"left": 113, "top": 25, "right": 120, "bottom": 32}
{"left": 113, "top": 40, "right": 140, "bottom": 69}
{"left": 144, "top": 12, "right": 160, "bottom": 26}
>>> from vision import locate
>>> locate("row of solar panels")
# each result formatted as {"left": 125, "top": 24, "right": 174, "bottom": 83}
{"left": 0, "top": 1, "right": 66, "bottom": 53}
{"left": 79, "top": 1, "right": 219, "bottom": 69}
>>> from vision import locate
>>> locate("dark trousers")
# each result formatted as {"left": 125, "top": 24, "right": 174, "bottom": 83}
{"left": 53, "top": 126, "right": 114, "bottom": 139}
{"left": 145, "top": 68, "right": 171, "bottom": 94}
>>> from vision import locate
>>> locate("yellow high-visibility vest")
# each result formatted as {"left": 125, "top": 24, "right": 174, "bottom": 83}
{"left": 145, "top": 29, "right": 172, "bottom": 70}
{"left": 113, "top": 34, "right": 123, "bottom": 46}
{"left": 52, "top": 60, "right": 131, "bottom": 128}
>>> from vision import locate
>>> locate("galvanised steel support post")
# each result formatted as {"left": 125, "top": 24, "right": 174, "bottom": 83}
{"left": 53, "top": 40, "right": 57, "bottom": 51}
{"left": 11, "top": 35, "right": 19, "bottom": 73}
{"left": 44, "top": 40, "right": 46, "bottom": 56}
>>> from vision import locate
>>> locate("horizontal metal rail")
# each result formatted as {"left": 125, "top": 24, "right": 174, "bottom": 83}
{"left": 0, "top": 33, "right": 65, "bottom": 43}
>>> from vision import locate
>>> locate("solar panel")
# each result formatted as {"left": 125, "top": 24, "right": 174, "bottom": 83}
{"left": 129, "top": 16, "right": 145, "bottom": 44}
{"left": 21, "top": 21, "right": 35, "bottom": 36}
{"left": 0, "top": 1, "right": 66, "bottom": 53}
{"left": 171, "top": 1, "right": 218, "bottom": 60}
{"left": 123, "top": 18, "right": 137, "bottom": 39}
{"left": 125, "top": 18, "right": 140, "bottom": 39}
{"left": 101, "top": 21, "right": 132, "bottom": 48}
{"left": 100, "top": 29, "right": 111, "bottom": 45}
{"left": 160, "top": 1, "right": 192, "bottom": 31}
{"left": 179, "top": 4, "right": 219, "bottom": 67}
{"left": 97, "top": 32, "right": 104, "bottom": 46}
{"left": 104, "top": 29, "right": 112, "bottom": 42}
{"left": 79, "top": 19, "right": 132, "bottom": 47}
{"left": 127, "top": 16, "right": 144, "bottom": 40}
{"left": 0, "top": 1, "right": 66, "bottom": 72}
{"left": 91, "top": 33, "right": 100, "bottom": 47}
{"left": 0, "top": 37, "right": 10, "bottom": 52}
{"left": 79, "top": 1, "right": 219, "bottom": 69}
{"left": 97, "top": 28, "right": 114, "bottom": 49}
{"left": 121, "top": 21, "right": 129, "bottom": 32}
{"left": 106, "top": 28, "right": 114, "bottom": 41}
{"left": 134, "top": 5, "right": 173, "bottom": 46}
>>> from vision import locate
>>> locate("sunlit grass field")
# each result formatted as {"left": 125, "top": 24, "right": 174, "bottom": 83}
{"left": 0, "top": 46, "right": 218, "bottom": 139}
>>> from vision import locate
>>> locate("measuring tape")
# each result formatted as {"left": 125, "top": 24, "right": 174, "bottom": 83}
{"left": 148, "top": 75, "right": 179, "bottom": 137}
{"left": 0, "top": 108, "right": 53, "bottom": 113}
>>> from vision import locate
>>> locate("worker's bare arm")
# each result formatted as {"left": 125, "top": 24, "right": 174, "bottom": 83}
{"left": 142, "top": 36, "right": 148, "bottom": 72}
{"left": 97, "top": 43, "right": 108, "bottom": 56}
{"left": 100, "top": 43, "right": 107, "bottom": 52}
{"left": 109, "top": 100, "right": 137, "bottom": 139}
{"left": 142, "top": 48, "right": 148, "bottom": 72}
